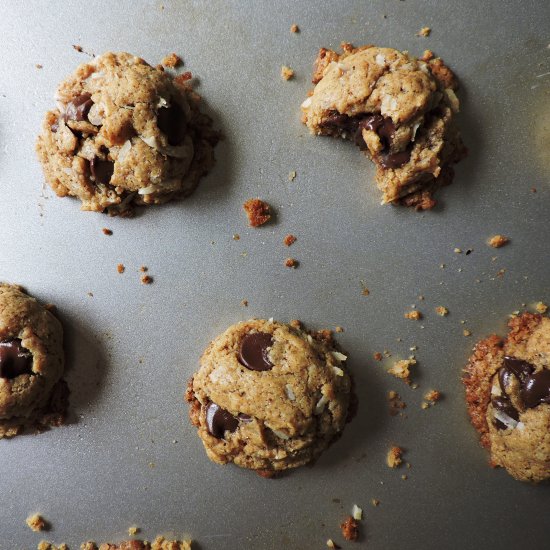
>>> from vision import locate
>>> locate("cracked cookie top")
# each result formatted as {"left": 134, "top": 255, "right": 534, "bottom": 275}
{"left": 36, "top": 52, "right": 219, "bottom": 215}
{"left": 186, "top": 319, "right": 353, "bottom": 473}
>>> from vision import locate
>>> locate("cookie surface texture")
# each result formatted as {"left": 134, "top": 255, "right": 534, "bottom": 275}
{"left": 187, "top": 319, "right": 352, "bottom": 473}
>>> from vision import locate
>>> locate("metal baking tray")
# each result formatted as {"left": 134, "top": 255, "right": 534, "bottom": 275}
{"left": 0, "top": 1, "right": 548, "bottom": 548}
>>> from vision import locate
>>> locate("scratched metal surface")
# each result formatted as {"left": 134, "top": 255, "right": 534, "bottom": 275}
{"left": 0, "top": 0, "right": 548, "bottom": 548}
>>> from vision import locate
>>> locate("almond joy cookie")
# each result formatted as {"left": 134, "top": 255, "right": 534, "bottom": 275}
{"left": 36, "top": 52, "right": 219, "bottom": 215}
{"left": 0, "top": 284, "right": 67, "bottom": 437}
{"left": 301, "top": 44, "right": 466, "bottom": 210}
{"left": 186, "top": 319, "right": 353, "bottom": 476}
{"left": 463, "top": 312, "right": 550, "bottom": 482}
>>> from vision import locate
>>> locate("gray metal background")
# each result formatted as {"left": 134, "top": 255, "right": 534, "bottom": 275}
{"left": 0, "top": 1, "right": 548, "bottom": 548}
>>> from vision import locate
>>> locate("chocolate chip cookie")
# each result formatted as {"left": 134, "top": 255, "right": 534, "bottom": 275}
{"left": 301, "top": 44, "right": 466, "bottom": 210}
{"left": 36, "top": 52, "right": 219, "bottom": 215}
{"left": 0, "top": 284, "right": 67, "bottom": 437}
{"left": 464, "top": 312, "right": 550, "bottom": 482}
{"left": 186, "top": 319, "right": 353, "bottom": 475}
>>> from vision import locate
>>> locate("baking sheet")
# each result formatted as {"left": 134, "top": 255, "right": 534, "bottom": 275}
{"left": 0, "top": 1, "right": 549, "bottom": 548}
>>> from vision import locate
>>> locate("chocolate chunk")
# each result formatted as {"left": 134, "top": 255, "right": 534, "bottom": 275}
{"left": 522, "top": 369, "right": 550, "bottom": 409}
{"left": 157, "top": 103, "right": 187, "bottom": 146}
{"left": 205, "top": 402, "right": 239, "bottom": 438}
{"left": 378, "top": 149, "right": 411, "bottom": 169}
{"left": 238, "top": 332, "right": 274, "bottom": 371}
{"left": 64, "top": 93, "right": 93, "bottom": 122}
{"left": 0, "top": 339, "right": 33, "bottom": 379}
{"left": 90, "top": 157, "right": 114, "bottom": 184}
{"left": 502, "top": 356, "right": 535, "bottom": 382}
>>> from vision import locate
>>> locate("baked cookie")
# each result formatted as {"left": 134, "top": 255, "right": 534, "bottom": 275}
{"left": 0, "top": 284, "right": 67, "bottom": 437}
{"left": 36, "top": 52, "right": 219, "bottom": 215}
{"left": 463, "top": 312, "right": 550, "bottom": 482}
{"left": 186, "top": 319, "right": 353, "bottom": 475}
{"left": 301, "top": 44, "right": 466, "bottom": 210}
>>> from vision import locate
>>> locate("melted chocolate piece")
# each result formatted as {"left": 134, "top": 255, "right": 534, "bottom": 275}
{"left": 90, "top": 157, "right": 114, "bottom": 184}
{"left": 157, "top": 104, "right": 187, "bottom": 146}
{"left": 64, "top": 93, "right": 93, "bottom": 122}
{"left": 0, "top": 340, "right": 33, "bottom": 379}
{"left": 522, "top": 369, "right": 550, "bottom": 409}
{"left": 205, "top": 402, "right": 238, "bottom": 438}
{"left": 502, "top": 356, "right": 534, "bottom": 382}
{"left": 379, "top": 150, "right": 411, "bottom": 169}
{"left": 238, "top": 332, "right": 274, "bottom": 371}
{"left": 238, "top": 413, "right": 253, "bottom": 423}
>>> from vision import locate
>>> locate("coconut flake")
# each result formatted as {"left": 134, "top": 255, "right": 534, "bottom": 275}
{"left": 411, "top": 122, "right": 421, "bottom": 142}
{"left": 375, "top": 53, "right": 386, "bottom": 66}
{"left": 138, "top": 185, "right": 157, "bottom": 195}
{"left": 307, "top": 335, "right": 313, "bottom": 344}
{"left": 494, "top": 410, "right": 518, "bottom": 430}
{"left": 331, "top": 351, "right": 347, "bottom": 362}
{"left": 62, "top": 167, "right": 74, "bottom": 175}
{"left": 156, "top": 96, "right": 169, "bottom": 109}
{"left": 315, "top": 395, "right": 329, "bottom": 415}
{"left": 490, "top": 383, "right": 502, "bottom": 397}
{"left": 268, "top": 317, "right": 274, "bottom": 323}
{"left": 141, "top": 135, "right": 158, "bottom": 149}
{"left": 285, "top": 385, "right": 296, "bottom": 401}
{"left": 272, "top": 429, "right": 290, "bottom": 440}
{"left": 352, "top": 504, "right": 363, "bottom": 520}
{"left": 327, "top": 540, "right": 337, "bottom": 549}
{"left": 118, "top": 139, "right": 132, "bottom": 162}
{"left": 445, "top": 88, "right": 460, "bottom": 113}
{"left": 332, "top": 366, "right": 344, "bottom": 377}
{"left": 517, "top": 422, "right": 525, "bottom": 431}
{"left": 301, "top": 97, "right": 312, "bottom": 109}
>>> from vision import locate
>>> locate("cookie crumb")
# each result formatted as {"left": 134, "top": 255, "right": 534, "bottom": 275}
{"left": 373, "top": 352, "right": 383, "bottom": 361}
{"left": 435, "top": 306, "right": 449, "bottom": 316}
{"left": 241, "top": 299, "right": 249, "bottom": 307}
{"left": 284, "top": 258, "right": 298, "bottom": 268}
{"left": 388, "top": 390, "right": 406, "bottom": 416}
{"left": 340, "top": 515, "right": 359, "bottom": 541}
{"left": 243, "top": 198, "right": 271, "bottom": 227}
{"left": 72, "top": 44, "right": 83, "bottom": 52}
{"left": 335, "top": 326, "right": 344, "bottom": 333}
{"left": 128, "top": 525, "right": 140, "bottom": 536}
{"left": 360, "top": 281, "right": 370, "bottom": 296}
{"left": 288, "top": 170, "right": 297, "bottom": 181}
{"left": 37, "top": 543, "right": 68, "bottom": 550}
{"left": 417, "top": 26, "right": 431, "bottom": 37}
{"left": 401, "top": 474, "right": 408, "bottom": 480}
{"left": 283, "top": 234, "right": 297, "bottom": 246}
{"left": 140, "top": 266, "right": 148, "bottom": 272}
{"left": 421, "top": 49, "right": 435, "bottom": 61}
{"left": 454, "top": 247, "right": 462, "bottom": 253}
{"left": 371, "top": 498, "right": 380, "bottom": 507}
{"left": 386, "top": 446, "right": 403, "bottom": 468}
{"left": 102, "top": 227, "right": 113, "bottom": 236}
{"left": 281, "top": 65, "right": 295, "bottom": 80}
{"left": 463, "top": 329, "right": 472, "bottom": 337}
{"left": 232, "top": 234, "right": 240, "bottom": 241}
{"left": 26, "top": 514, "right": 48, "bottom": 532}
{"left": 387, "top": 358, "right": 416, "bottom": 384}
{"left": 535, "top": 302, "right": 548, "bottom": 313}
{"left": 290, "top": 23, "right": 300, "bottom": 33}
{"left": 141, "top": 275, "right": 153, "bottom": 285}
{"left": 36, "top": 63, "right": 43, "bottom": 69}
{"left": 174, "top": 71, "right": 193, "bottom": 85}
{"left": 425, "top": 389, "right": 441, "bottom": 402}
{"left": 404, "top": 310, "right": 422, "bottom": 320}
{"left": 161, "top": 52, "right": 182, "bottom": 68}
{"left": 117, "top": 263, "right": 125, "bottom": 274}
{"left": 488, "top": 234, "right": 509, "bottom": 248}
{"left": 326, "top": 539, "right": 340, "bottom": 549}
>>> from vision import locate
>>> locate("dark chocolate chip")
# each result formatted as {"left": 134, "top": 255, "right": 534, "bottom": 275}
{"left": 378, "top": 149, "right": 411, "bottom": 169}
{"left": 0, "top": 339, "right": 33, "bottom": 379}
{"left": 205, "top": 402, "right": 239, "bottom": 439}
{"left": 502, "top": 356, "right": 535, "bottom": 382}
{"left": 89, "top": 157, "right": 114, "bottom": 184}
{"left": 238, "top": 332, "right": 274, "bottom": 371}
{"left": 498, "top": 367, "right": 514, "bottom": 393}
{"left": 64, "top": 93, "right": 93, "bottom": 122}
{"left": 157, "top": 103, "right": 187, "bottom": 146}
{"left": 522, "top": 369, "right": 550, "bottom": 409}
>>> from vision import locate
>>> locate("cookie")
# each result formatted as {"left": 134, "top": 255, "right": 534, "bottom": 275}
{"left": 463, "top": 312, "right": 550, "bottom": 482}
{"left": 301, "top": 44, "right": 466, "bottom": 210}
{"left": 36, "top": 52, "right": 219, "bottom": 215}
{"left": 186, "top": 319, "right": 353, "bottom": 474}
{"left": 0, "top": 284, "right": 67, "bottom": 437}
